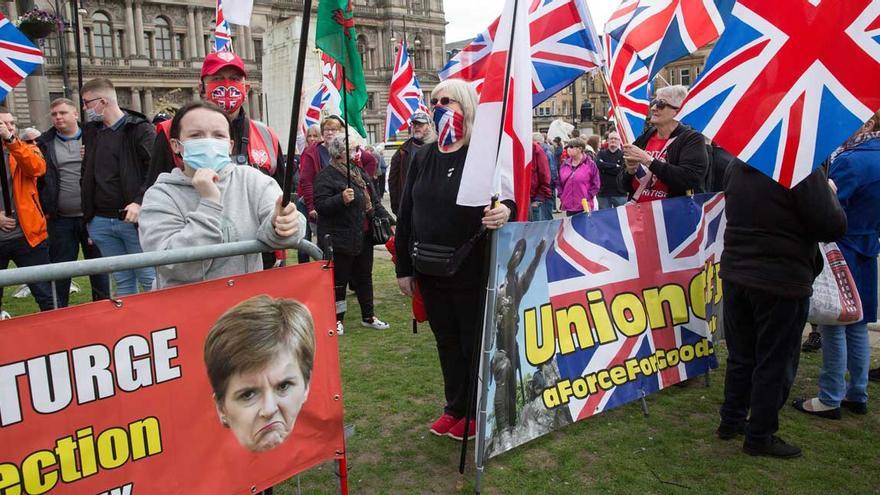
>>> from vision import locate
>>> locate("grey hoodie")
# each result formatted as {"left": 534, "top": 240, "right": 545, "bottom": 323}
{"left": 139, "top": 164, "right": 305, "bottom": 288}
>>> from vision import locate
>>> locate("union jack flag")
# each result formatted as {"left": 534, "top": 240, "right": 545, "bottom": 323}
{"left": 385, "top": 40, "right": 427, "bottom": 141}
{"left": 214, "top": 0, "right": 233, "bottom": 52}
{"left": 0, "top": 13, "right": 44, "bottom": 102}
{"left": 546, "top": 194, "right": 723, "bottom": 420}
{"left": 439, "top": 0, "right": 602, "bottom": 107}
{"left": 304, "top": 83, "right": 330, "bottom": 129}
{"left": 601, "top": 33, "right": 650, "bottom": 143}
{"left": 677, "top": 0, "right": 880, "bottom": 188}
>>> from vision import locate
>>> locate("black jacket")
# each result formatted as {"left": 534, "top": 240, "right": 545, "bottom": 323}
{"left": 35, "top": 126, "right": 69, "bottom": 219}
{"left": 314, "top": 164, "right": 393, "bottom": 256}
{"left": 595, "top": 148, "right": 625, "bottom": 196}
{"left": 388, "top": 137, "right": 423, "bottom": 215}
{"left": 704, "top": 142, "right": 735, "bottom": 193}
{"left": 721, "top": 160, "right": 847, "bottom": 298}
{"left": 81, "top": 110, "right": 156, "bottom": 221}
{"left": 617, "top": 123, "right": 708, "bottom": 198}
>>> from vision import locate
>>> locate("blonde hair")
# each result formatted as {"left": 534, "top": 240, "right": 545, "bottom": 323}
{"left": 81, "top": 77, "right": 119, "bottom": 102}
{"left": 431, "top": 79, "right": 478, "bottom": 146}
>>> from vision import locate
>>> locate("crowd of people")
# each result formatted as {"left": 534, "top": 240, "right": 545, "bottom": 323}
{"left": 1, "top": 56, "right": 878, "bottom": 460}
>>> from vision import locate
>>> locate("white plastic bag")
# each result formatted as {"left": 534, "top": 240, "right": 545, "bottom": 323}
{"left": 808, "top": 242, "right": 863, "bottom": 326}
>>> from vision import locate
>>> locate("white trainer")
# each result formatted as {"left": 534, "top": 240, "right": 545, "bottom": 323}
{"left": 336, "top": 321, "right": 344, "bottom": 336}
{"left": 361, "top": 317, "right": 390, "bottom": 330}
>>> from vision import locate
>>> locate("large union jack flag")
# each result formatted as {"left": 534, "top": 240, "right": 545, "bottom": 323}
{"left": 546, "top": 194, "right": 723, "bottom": 420}
{"left": 601, "top": 33, "right": 650, "bottom": 143}
{"left": 0, "top": 13, "right": 43, "bottom": 102}
{"left": 214, "top": 0, "right": 233, "bottom": 52}
{"left": 439, "top": 0, "right": 602, "bottom": 107}
{"left": 385, "top": 40, "right": 427, "bottom": 141}
{"left": 677, "top": 0, "right": 880, "bottom": 188}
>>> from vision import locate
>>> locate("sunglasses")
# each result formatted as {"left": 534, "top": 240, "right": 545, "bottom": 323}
{"left": 430, "top": 97, "right": 459, "bottom": 107}
{"left": 650, "top": 99, "right": 680, "bottom": 110}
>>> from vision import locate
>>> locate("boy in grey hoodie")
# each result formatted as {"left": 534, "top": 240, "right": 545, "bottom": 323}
{"left": 139, "top": 102, "right": 304, "bottom": 288}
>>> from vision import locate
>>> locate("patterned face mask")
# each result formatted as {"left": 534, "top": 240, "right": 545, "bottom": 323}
{"left": 206, "top": 80, "right": 246, "bottom": 114}
{"left": 433, "top": 105, "right": 465, "bottom": 150}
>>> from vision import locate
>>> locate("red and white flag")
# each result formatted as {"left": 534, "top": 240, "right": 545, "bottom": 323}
{"left": 457, "top": 0, "right": 533, "bottom": 220}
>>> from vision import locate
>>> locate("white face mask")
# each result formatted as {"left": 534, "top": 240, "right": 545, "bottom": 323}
{"left": 85, "top": 107, "right": 103, "bottom": 123}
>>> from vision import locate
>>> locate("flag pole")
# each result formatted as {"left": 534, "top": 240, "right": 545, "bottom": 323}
{"left": 460, "top": 0, "right": 523, "bottom": 484}
{"left": 342, "top": 65, "right": 351, "bottom": 188}
{"left": 282, "top": 0, "right": 314, "bottom": 208}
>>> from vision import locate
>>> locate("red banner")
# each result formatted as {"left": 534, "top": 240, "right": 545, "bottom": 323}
{"left": 0, "top": 263, "right": 344, "bottom": 495}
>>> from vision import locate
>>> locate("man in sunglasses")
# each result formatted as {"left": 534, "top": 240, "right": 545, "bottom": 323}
{"left": 618, "top": 85, "right": 708, "bottom": 202}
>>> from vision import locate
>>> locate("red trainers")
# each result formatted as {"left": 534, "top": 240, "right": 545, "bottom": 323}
{"left": 447, "top": 417, "right": 476, "bottom": 441}
{"left": 429, "top": 414, "right": 460, "bottom": 436}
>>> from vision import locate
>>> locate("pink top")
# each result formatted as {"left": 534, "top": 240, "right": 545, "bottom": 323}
{"left": 558, "top": 156, "right": 600, "bottom": 213}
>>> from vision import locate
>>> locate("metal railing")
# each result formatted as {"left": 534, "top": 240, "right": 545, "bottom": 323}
{"left": 0, "top": 238, "right": 322, "bottom": 292}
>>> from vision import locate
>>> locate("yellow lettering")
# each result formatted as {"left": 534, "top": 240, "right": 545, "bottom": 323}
{"left": 0, "top": 463, "right": 21, "bottom": 495}
{"left": 21, "top": 451, "right": 57, "bottom": 495}
{"left": 610, "top": 293, "right": 648, "bottom": 337}
{"left": 586, "top": 290, "right": 618, "bottom": 345}
{"left": 129, "top": 417, "right": 162, "bottom": 460}
{"left": 555, "top": 304, "right": 590, "bottom": 355}
{"left": 524, "top": 305, "right": 555, "bottom": 366}
{"left": 97, "top": 428, "right": 130, "bottom": 470}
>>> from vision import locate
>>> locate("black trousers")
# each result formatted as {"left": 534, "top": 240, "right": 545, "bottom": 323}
{"left": 420, "top": 281, "right": 483, "bottom": 418}
{"left": 720, "top": 279, "right": 808, "bottom": 444}
{"left": 333, "top": 241, "right": 374, "bottom": 321}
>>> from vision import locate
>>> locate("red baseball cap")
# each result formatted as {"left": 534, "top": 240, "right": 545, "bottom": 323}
{"left": 201, "top": 52, "right": 247, "bottom": 78}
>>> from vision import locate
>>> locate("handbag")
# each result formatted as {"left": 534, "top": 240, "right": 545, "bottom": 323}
{"left": 411, "top": 229, "right": 487, "bottom": 277}
{"left": 370, "top": 215, "right": 393, "bottom": 246}
{"left": 808, "top": 242, "right": 863, "bottom": 325}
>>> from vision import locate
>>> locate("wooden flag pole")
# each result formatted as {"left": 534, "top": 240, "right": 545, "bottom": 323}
{"left": 281, "top": 0, "right": 314, "bottom": 208}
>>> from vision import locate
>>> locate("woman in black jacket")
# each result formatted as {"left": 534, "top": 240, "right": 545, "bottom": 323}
{"left": 618, "top": 84, "right": 708, "bottom": 202}
{"left": 394, "top": 79, "right": 514, "bottom": 441}
{"left": 314, "top": 134, "right": 394, "bottom": 334}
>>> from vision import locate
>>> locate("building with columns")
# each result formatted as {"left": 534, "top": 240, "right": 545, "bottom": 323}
{"left": 3, "top": 0, "right": 447, "bottom": 143}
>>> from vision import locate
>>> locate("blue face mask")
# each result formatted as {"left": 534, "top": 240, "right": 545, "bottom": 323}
{"left": 181, "top": 138, "right": 232, "bottom": 172}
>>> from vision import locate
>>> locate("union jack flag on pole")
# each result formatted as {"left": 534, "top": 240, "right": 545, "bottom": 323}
{"left": 676, "top": 0, "right": 880, "bottom": 188}
{"left": 439, "top": 0, "right": 602, "bottom": 107}
{"left": 456, "top": 0, "right": 532, "bottom": 220}
{"left": 0, "top": 13, "right": 44, "bottom": 103}
{"left": 385, "top": 40, "right": 427, "bottom": 141}
{"left": 214, "top": 0, "right": 233, "bottom": 52}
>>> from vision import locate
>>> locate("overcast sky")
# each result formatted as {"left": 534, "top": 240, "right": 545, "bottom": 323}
{"left": 444, "top": 0, "right": 616, "bottom": 43}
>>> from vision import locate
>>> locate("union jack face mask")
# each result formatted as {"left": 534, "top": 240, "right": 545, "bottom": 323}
{"left": 433, "top": 105, "right": 464, "bottom": 150}
{"left": 206, "top": 80, "right": 246, "bottom": 114}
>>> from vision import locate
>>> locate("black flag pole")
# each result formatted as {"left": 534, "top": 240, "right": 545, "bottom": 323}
{"left": 459, "top": 0, "right": 522, "bottom": 482}
{"left": 70, "top": 0, "right": 85, "bottom": 113}
{"left": 342, "top": 65, "right": 351, "bottom": 188}
{"left": 0, "top": 141, "right": 11, "bottom": 214}
{"left": 282, "top": 0, "right": 315, "bottom": 208}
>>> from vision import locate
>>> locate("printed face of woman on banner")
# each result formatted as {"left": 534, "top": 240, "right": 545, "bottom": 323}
{"left": 217, "top": 350, "right": 310, "bottom": 452}
{"left": 204, "top": 296, "right": 316, "bottom": 453}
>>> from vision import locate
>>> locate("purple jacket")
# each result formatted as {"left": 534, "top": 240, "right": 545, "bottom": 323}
{"left": 558, "top": 156, "right": 600, "bottom": 212}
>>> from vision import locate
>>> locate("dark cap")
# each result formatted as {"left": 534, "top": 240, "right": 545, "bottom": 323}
{"left": 410, "top": 112, "right": 430, "bottom": 124}
{"left": 201, "top": 52, "right": 247, "bottom": 78}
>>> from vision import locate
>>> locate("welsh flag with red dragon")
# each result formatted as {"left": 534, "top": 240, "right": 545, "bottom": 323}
{"left": 316, "top": 0, "right": 368, "bottom": 138}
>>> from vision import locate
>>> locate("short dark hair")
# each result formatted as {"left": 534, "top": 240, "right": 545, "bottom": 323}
{"left": 204, "top": 296, "right": 317, "bottom": 402}
{"left": 169, "top": 101, "right": 230, "bottom": 139}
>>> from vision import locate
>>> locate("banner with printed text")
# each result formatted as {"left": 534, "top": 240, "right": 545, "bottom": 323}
{"left": 0, "top": 263, "right": 344, "bottom": 495}
{"left": 480, "top": 194, "right": 724, "bottom": 459}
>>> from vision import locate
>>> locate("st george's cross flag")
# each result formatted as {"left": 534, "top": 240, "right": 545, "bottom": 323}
{"left": 676, "top": 0, "right": 880, "bottom": 188}
{"left": 456, "top": 0, "right": 533, "bottom": 220}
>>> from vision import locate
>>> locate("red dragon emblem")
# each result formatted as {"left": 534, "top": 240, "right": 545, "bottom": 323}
{"left": 332, "top": 0, "right": 355, "bottom": 39}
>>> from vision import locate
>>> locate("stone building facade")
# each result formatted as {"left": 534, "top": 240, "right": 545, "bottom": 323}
{"left": 3, "top": 0, "right": 446, "bottom": 144}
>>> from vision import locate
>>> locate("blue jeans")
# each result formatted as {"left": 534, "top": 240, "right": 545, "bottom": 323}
{"left": 48, "top": 216, "right": 111, "bottom": 307}
{"left": 87, "top": 216, "right": 155, "bottom": 296}
{"left": 529, "top": 200, "right": 553, "bottom": 221}
{"left": 0, "top": 237, "right": 54, "bottom": 311}
{"left": 597, "top": 195, "right": 628, "bottom": 210}
{"left": 818, "top": 322, "right": 870, "bottom": 407}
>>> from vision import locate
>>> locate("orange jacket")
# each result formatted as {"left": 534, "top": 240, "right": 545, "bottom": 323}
{"left": 3, "top": 139, "right": 47, "bottom": 247}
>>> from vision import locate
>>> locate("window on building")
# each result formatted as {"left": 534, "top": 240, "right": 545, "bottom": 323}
{"left": 175, "top": 34, "right": 185, "bottom": 60}
{"left": 40, "top": 35, "right": 59, "bottom": 57}
{"left": 91, "top": 12, "right": 113, "bottom": 58}
{"left": 367, "top": 124, "right": 379, "bottom": 144}
{"left": 357, "top": 35, "right": 371, "bottom": 70}
{"left": 680, "top": 68, "right": 691, "bottom": 86}
{"left": 154, "top": 17, "right": 172, "bottom": 60}
{"left": 253, "top": 39, "right": 263, "bottom": 65}
{"left": 117, "top": 31, "right": 126, "bottom": 57}
{"left": 667, "top": 68, "right": 677, "bottom": 85}
{"left": 367, "top": 92, "right": 375, "bottom": 110}
{"left": 83, "top": 28, "right": 92, "bottom": 57}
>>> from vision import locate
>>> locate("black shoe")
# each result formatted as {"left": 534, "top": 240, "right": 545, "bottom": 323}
{"left": 792, "top": 398, "right": 842, "bottom": 419}
{"left": 801, "top": 332, "right": 822, "bottom": 352}
{"left": 743, "top": 436, "right": 802, "bottom": 458}
{"left": 716, "top": 422, "right": 745, "bottom": 440}
{"left": 841, "top": 400, "right": 868, "bottom": 415}
{"left": 869, "top": 368, "right": 880, "bottom": 383}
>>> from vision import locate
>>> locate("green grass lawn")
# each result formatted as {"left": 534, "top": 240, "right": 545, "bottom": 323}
{"left": 5, "top": 254, "right": 880, "bottom": 494}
